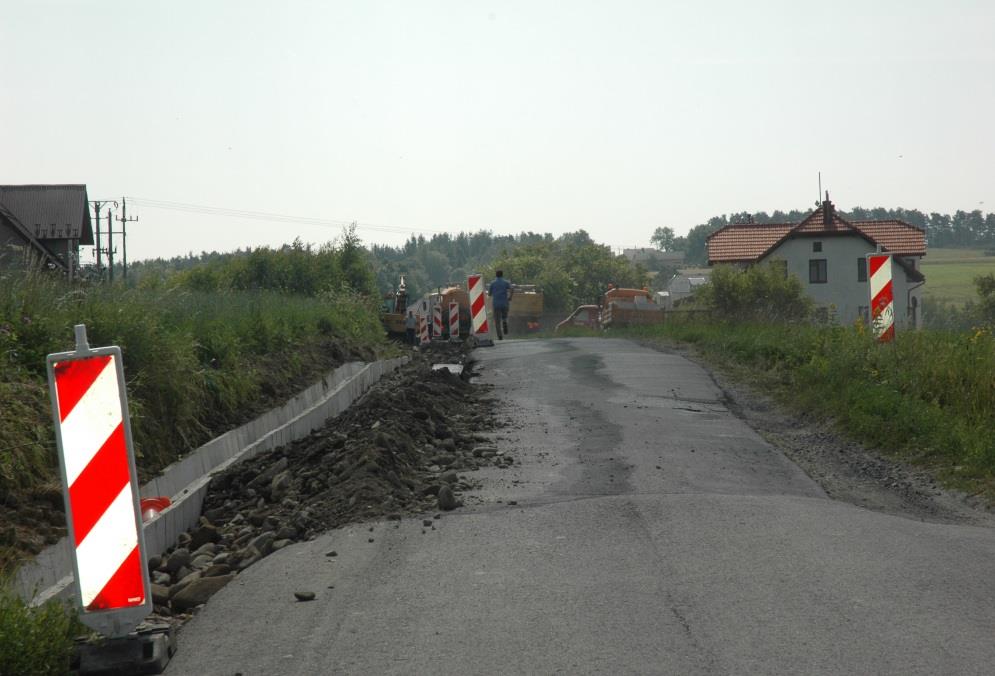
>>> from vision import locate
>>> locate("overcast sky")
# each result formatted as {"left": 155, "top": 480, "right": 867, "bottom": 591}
{"left": 2, "top": 0, "right": 993, "bottom": 262}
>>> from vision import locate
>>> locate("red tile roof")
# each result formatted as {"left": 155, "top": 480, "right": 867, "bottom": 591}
{"left": 707, "top": 204, "right": 926, "bottom": 263}
{"left": 706, "top": 223, "right": 793, "bottom": 263}
{"left": 849, "top": 220, "right": 926, "bottom": 256}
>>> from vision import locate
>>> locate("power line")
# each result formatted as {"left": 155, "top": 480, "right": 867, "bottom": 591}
{"left": 125, "top": 197, "right": 452, "bottom": 236}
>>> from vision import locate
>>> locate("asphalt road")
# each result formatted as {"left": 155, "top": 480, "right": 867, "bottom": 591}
{"left": 166, "top": 338, "right": 995, "bottom": 675}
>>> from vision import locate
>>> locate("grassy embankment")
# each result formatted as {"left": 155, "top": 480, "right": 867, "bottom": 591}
{"left": 1, "top": 242, "right": 392, "bottom": 673}
{"left": 623, "top": 319, "right": 995, "bottom": 499}
{"left": 1, "top": 275, "right": 389, "bottom": 526}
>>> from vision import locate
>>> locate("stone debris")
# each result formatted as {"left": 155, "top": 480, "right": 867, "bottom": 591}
{"left": 146, "top": 342, "right": 508, "bottom": 623}
{"left": 294, "top": 591, "right": 316, "bottom": 602}
{"left": 171, "top": 574, "right": 235, "bottom": 612}
{"left": 437, "top": 485, "right": 458, "bottom": 511}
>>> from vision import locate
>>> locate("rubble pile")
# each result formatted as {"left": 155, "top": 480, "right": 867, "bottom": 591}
{"left": 147, "top": 343, "right": 504, "bottom": 617}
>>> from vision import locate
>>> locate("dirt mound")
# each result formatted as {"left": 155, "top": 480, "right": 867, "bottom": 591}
{"left": 147, "top": 342, "right": 503, "bottom": 617}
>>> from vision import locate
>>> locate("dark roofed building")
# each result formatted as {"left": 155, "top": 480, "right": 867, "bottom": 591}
{"left": 0, "top": 184, "right": 93, "bottom": 277}
{"left": 706, "top": 197, "right": 927, "bottom": 328}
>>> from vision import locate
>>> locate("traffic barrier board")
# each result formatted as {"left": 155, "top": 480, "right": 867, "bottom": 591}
{"left": 467, "top": 273, "right": 493, "bottom": 346}
{"left": 868, "top": 254, "right": 895, "bottom": 342}
{"left": 47, "top": 325, "right": 151, "bottom": 638}
{"left": 418, "top": 313, "right": 429, "bottom": 345}
{"left": 449, "top": 301, "right": 460, "bottom": 339}
{"left": 433, "top": 303, "right": 443, "bottom": 339}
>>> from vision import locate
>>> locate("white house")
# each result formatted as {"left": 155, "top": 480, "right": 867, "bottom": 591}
{"left": 706, "top": 197, "right": 926, "bottom": 328}
{"left": 665, "top": 271, "right": 711, "bottom": 308}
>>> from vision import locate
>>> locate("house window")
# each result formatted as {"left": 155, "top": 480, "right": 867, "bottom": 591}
{"left": 813, "top": 241, "right": 823, "bottom": 252}
{"left": 857, "top": 258, "right": 867, "bottom": 282}
{"left": 809, "top": 259, "right": 828, "bottom": 284}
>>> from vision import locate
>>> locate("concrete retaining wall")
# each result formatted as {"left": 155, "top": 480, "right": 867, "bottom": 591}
{"left": 17, "top": 357, "right": 406, "bottom": 605}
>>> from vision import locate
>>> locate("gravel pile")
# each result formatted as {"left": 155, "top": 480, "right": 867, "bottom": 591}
{"left": 146, "top": 342, "right": 504, "bottom": 619}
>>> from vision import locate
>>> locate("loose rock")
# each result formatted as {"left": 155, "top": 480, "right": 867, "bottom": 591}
{"left": 437, "top": 485, "right": 458, "bottom": 511}
{"left": 171, "top": 574, "right": 236, "bottom": 612}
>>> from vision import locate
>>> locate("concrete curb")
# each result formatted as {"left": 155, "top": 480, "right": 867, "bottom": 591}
{"left": 17, "top": 356, "right": 407, "bottom": 606}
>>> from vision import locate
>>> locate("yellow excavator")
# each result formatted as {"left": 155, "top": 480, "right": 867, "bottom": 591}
{"left": 380, "top": 276, "right": 409, "bottom": 336}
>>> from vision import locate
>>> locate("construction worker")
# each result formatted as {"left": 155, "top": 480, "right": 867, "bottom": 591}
{"left": 488, "top": 270, "right": 513, "bottom": 340}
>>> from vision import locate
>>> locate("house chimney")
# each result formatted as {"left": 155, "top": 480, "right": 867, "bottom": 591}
{"left": 822, "top": 191, "right": 835, "bottom": 229}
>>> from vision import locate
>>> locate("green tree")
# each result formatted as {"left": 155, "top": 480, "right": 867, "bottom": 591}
{"left": 650, "top": 226, "right": 676, "bottom": 251}
{"left": 490, "top": 231, "right": 647, "bottom": 311}
{"left": 695, "top": 261, "right": 812, "bottom": 322}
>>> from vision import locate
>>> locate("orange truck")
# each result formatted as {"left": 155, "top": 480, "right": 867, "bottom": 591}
{"left": 556, "top": 287, "right": 664, "bottom": 332}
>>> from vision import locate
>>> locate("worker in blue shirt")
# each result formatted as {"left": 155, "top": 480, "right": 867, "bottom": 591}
{"left": 488, "top": 270, "right": 513, "bottom": 340}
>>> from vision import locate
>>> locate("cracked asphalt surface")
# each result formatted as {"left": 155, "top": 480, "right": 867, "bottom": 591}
{"left": 165, "top": 338, "right": 995, "bottom": 675}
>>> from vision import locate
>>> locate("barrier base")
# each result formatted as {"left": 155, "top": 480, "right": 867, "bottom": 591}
{"left": 472, "top": 336, "right": 495, "bottom": 348}
{"left": 74, "top": 624, "right": 176, "bottom": 676}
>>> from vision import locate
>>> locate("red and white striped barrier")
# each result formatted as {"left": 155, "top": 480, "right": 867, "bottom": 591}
{"left": 869, "top": 254, "right": 895, "bottom": 342}
{"left": 418, "top": 313, "right": 430, "bottom": 345}
{"left": 449, "top": 301, "right": 460, "bottom": 339}
{"left": 47, "top": 325, "right": 151, "bottom": 638}
{"left": 468, "top": 274, "right": 491, "bottom": 343}
{"left": 433, "top": 303, "right": 443, "bottom": 339}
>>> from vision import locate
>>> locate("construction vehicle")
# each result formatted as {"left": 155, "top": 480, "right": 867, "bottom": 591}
{"left": 600, "top": 287, "right": 665, "bottom": 328}
{"left": 507, "top": 284, "right": 544, "bottom": 333}
{"left": 380, "top": 276, "right": 410, "bottom": 336}
{"left": 554, "top": 304, "right": 602, "bottom": 332}
{"left": 555, "top": 287, "right": 664, "bottom": 333}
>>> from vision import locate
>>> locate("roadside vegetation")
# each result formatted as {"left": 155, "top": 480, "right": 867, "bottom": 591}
{"left": 0, "top": 586, "right": 79, "bottom": 676}
{"left": 0, "top": 231, "right": 391, "bottom": 575}
{"left": 621, "top": 263, "right": 995, "bottom": 500}
{"left": 0, "top": 229, "right": 394, "bottom": 676}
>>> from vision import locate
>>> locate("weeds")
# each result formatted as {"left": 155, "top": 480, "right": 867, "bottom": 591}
{"left": 628, "top": 320, "right": 995, "bottom": 498}
{"left": 0, "top": 257, "right": 391, "bottom": 572}
{"left": 0, "top": 589, "right": 77, "bottom": 676}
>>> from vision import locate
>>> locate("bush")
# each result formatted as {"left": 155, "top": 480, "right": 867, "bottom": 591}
{"left": 0, "top": 590, "right": 76, "bottom": 676}
{"left": 694, "top": 261, "right": 813, "bottom": 322}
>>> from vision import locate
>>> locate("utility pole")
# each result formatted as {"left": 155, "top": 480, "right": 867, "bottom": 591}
{"left": 88, "top": 199, "right": 118, "bottom": 281}
{"left": 117, "top": 198, "right": 138, "bottom": 281}
{"left": 107, "top": 207, "right": 116, "bottom": 282}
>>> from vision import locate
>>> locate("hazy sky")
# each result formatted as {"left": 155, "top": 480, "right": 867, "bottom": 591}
{"left": 3, "top": 0, "right": 993, "bottom": 262}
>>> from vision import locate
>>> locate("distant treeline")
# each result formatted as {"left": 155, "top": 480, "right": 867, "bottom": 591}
{"left": 676, "top": 207, "right": 995, "bottom": 265}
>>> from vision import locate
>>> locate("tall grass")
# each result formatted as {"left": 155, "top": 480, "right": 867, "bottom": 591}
{"left": 0, "top": 589, "right": 78, "bottom": 676}
{"left": 628, "top": 320, "right": 995, "bottom": 496}
{"left": 0, "top": 269, "right": 390, "bottom": 502}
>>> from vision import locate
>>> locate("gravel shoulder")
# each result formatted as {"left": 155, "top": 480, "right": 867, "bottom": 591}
{"left": 643, "top": 339, "right": 995, "bottom": 528}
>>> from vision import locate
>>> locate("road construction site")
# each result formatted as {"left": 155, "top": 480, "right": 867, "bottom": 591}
{"left": 157, "top": 337, "right": 995, "bottom": 675}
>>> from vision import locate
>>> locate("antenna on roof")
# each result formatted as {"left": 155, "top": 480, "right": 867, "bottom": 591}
{"left": 816, "top": 172, "right": 822, "bottom": 206}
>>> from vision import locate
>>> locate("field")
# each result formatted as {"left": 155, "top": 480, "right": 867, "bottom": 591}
{"left": 921, "top": 247, "right": 995, "bottom": 304}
